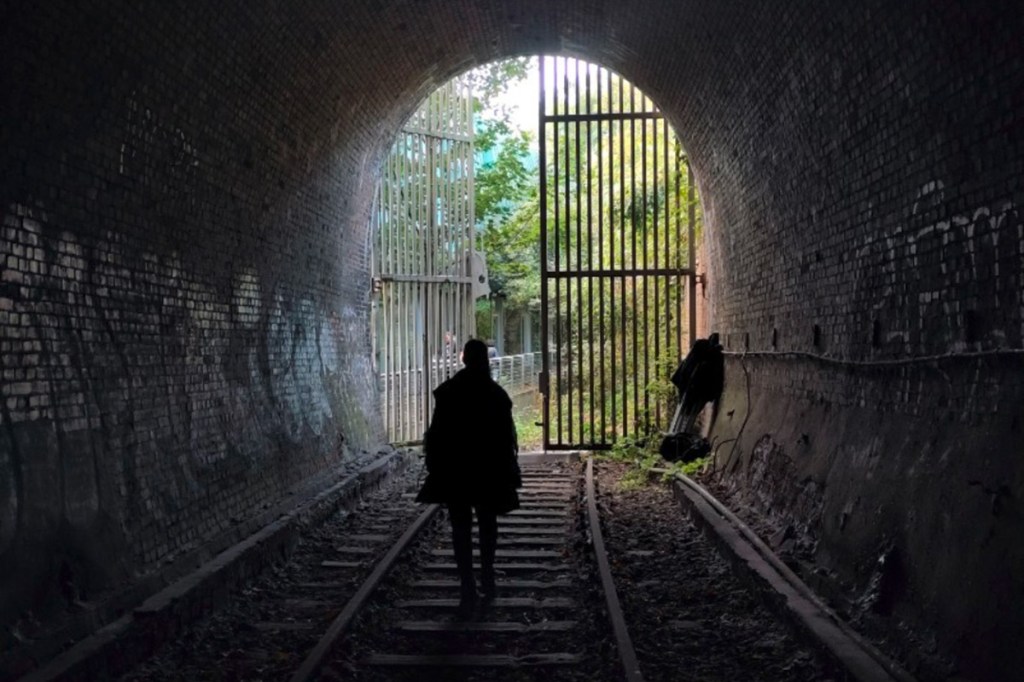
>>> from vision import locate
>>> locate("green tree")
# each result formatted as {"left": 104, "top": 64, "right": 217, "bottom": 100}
{"left": 464, "top": 59, "right": 705, "bottom": 446}
{"left": 540, "top": 71, "right": 702, "bottom": 443}
{"left": 467, "top": 58, "right": 542, "bottom": 334}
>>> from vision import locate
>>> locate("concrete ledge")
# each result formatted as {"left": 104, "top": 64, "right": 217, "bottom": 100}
{"left": 17, "top": 452, "right": 413, "bottom": 682}
{"left": 665, "top": 472, "right": 915, "bottom": 682}
{"left": 519, "top": 450, "right": 582, "bottom": 464}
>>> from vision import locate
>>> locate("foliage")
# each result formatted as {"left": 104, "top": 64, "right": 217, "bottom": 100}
{"left": 600, "top": 433, "right": 709, "bottom": 491}
{"left": 541, "top": 72, "right": 703, "bottom": 443}
{"left": 463, "top": 59, "right": 706, "bottom": 451}
{"left": 468, "top": 58, "right": 541, "bottom": 308}
{"left": 464, "top": 58, "right": 531, "bottom": 107}
{"left": 475, "top": 299, "right": 494, "bottom": 341}
{"left": 475, "top": 126, "right": 534, "bottom": 226}
{"left": 512, "top": 401, "right": 544, "bottom": 450}
{"left": 477, "top": 193, "right": 541, "bottom": 306}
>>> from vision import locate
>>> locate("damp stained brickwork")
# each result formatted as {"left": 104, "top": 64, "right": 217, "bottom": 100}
{"left": 0, "top": 1, "right": 388, "bottom": 638}
{"left": 1, "top": 1, "right": 1022, "bottom": 678}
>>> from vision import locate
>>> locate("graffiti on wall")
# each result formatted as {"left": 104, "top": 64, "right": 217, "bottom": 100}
{"left": 853, "top": 182, "right": 1020, "bottom": 356}
{"left": 0, "top": 201, "right": 349, "bottom": 561}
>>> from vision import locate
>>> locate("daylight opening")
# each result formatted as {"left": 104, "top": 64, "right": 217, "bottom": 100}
{"left": 371, "top": 57, "right": 704, "bottom": 449}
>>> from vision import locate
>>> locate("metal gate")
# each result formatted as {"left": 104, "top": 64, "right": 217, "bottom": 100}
{"left": 372, "top": 79, "right": 477, "bottom": 444}
{"left": 539, "top": 57, "right": 698, "bottom": 450}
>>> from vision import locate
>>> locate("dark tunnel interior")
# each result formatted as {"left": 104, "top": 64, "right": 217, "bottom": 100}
{"left": 1, "top": 1, "right": 1022, "bottom": 679}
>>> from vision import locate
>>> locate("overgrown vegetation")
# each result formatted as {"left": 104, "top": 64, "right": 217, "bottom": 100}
{"left": 467, "top": 58, "right": 705, "bottom": 449}
{"left": 512, "top": 401, "right": 544, "bottom": 451}
{"left": 469, "top": 59, "right": 541, "bottom": 322}
{"left": 599, "top": 434, "right": 709, "bottom": 490}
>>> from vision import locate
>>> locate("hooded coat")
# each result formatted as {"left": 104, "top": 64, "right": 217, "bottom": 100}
{"left": 415, "top": 367, "right": 521, "bottom": 514}
{"left": 671, "top": 337, "right": 725, "bottom": 411}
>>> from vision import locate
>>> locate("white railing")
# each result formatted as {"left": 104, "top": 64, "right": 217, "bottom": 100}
{"left": 378, "top": 351, "right": 540, "bottom": 442}
{"left": 489, "top": 352, "right": 542, "bottom": 396}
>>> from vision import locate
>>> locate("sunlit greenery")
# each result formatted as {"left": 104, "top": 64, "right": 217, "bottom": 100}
{"left": 599, "top": 434, "right": 708, "bottom": 491}
{"left": 468, "top": 58, "right": 703, "bottom": 449}
{"left": 512, "top": 400, "right": 544, "bottom": 451}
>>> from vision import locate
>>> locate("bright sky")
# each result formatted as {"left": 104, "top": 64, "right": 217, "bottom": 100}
{"left": 490, "top": 57, "right": 541, "bottom": 139}
{"left": 483, "top": 57, "right": 610, "bottom": 150}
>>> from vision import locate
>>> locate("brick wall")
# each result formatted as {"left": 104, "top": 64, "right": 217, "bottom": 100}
{"left": 1, "top": 0, "right": 1021, "bottom": 676}
{"left": 0, "top": 1, "right": 391, "bottom": 635}
{"left": 687, "top": 2, "right": 1023, "bottom": 677}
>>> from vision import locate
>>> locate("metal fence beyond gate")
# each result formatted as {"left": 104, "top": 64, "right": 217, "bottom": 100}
{"left": 539, "top": 56, "right": 698, "bottom": 450}
{"left": 372, "top": 79, "right": 476, "bottom": 444}
{"left": 490, "top": 352, "right": 542, "bottom": 397}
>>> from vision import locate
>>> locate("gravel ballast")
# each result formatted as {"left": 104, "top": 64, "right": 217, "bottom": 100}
{"left": 115, "top": 458, "right": 844, "bottom": 681}
{"left": 594, "top": 460, "right": 837, "bottom": 681}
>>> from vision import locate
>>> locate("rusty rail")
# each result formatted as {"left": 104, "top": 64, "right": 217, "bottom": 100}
{"left": 586, "top": 456, "right": 644, "bottom": 682}
{"left": 288, "top": 504, "right": 441, "bottom": 682}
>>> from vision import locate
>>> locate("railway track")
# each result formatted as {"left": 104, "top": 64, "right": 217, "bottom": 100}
{"left": 290, "top": 458, "right": 634, "bottom": 682}
{"left": 118, "top": 456, "right": 855, "bottom": 682}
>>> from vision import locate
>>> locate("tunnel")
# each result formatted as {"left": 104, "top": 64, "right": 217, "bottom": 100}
{"left": 1, "top": 0, "right": 1022, "bottom": 679}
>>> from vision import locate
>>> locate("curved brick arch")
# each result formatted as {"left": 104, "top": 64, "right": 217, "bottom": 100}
{"left": 1, "top": 1, "right": 1022, "bottom": 678}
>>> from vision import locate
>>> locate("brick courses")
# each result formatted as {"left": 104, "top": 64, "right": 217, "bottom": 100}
{"left": 1, "top": 0, "right": 1021, "bottom": 678}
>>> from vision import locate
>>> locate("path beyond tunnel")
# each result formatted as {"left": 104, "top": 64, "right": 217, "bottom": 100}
{"left": 1, "top": 1, "right": 1022, "bottom": 679}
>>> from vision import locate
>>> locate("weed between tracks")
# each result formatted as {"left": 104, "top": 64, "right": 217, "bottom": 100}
{"left": 597, "top": 435, "right": 708, "bottom": 490}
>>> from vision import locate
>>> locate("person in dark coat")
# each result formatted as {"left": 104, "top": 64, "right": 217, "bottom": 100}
{"left": 670, "top": 332, "right": 725, "bottom": 433}
{"left": 416, "top": 338, "right": 521, "bottom": 616}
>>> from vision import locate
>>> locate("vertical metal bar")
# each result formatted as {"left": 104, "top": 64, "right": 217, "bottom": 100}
{"left": 629, "top": 81, "right": 639, "bottom": 438}
{"left": 419, "top": 130, "right": 428, "bottom": 432}
{"left": 378, "top": 163, "right": 386, "bottom": 437}
{"left": 436, "top": 112, "right": 446, "bottom": 429}
{"left": 394, "top": 139, "right": 402, "bottom": 438}
{"left": 641, "top": 110, "right": 650, "bottom": 432}
{"left": 560, "top": 58, "right": 569, "bottom": 444}
{"left": 652, "top": 117, "right": 660, "bottom": 426}
{"left": 663, "top": 118, "right": 671, "bottom": 367}
{"left": 457, "top": 83, "right": 464, "bottom": 360}
{"left": 434, "top": 117, "right": 441, "bottom": 431}
{"left": 421, "top": 117, "right": 428, "bottom": 435}
{"left": 397, "top": 142, "right": 406, "bottom": 441}
{"left": 573, "top": 57, "right": 582, "bottom": 444}
{"left": 415, "top": 131, "right": 424, "bottom": 440}
{"left": 565, "top": 57, "right": 573, "bottom": 446}
{"left": 444, "top": 139, "right": 451, "bottom": 363}
{"left": 419, "top": 130, "right": 427, "bottom": 436}
{"left": 376, "top": 183, "right": 385, "bottom": 437}
{"left": 422, "top": 279, "right": 429, "bottom": 436}
{"left": 539, "top": 56, "right": 550, "bottom": 450}
{"left": 585, "top": 63, "right": 594, "bottom": 445}
{"left": 399, "top": 282, "right": 406, "bottom": 441}
{"left": 420, "top": 132, "right": 428, "bottom": 437}
{"left": 390, "top": 143, "right": 399, "bottom": 438}
{"left": 554, "top": 58, "right": 562, "bottom": 446}
{"left": 688, "top": 161, "right": 696, "bottom": 350}
{"left": 608, "top": 70, "right": 617, "bottom": 441}
{"left": 671, "top": 133, "right": 679, "bottom": 358}
{"left": 596, "top": 65, "right": 606, "bottom": 445}
{"left": 401, "top": 134, "right": 407, "bottom": 436}
{"left": 391, "top": 140, "right": 399, "bottom": 441}
{"left": 424, "top": 127, "right": 431, "bottom": 432}
{"left": 557, "top": 57, "right": 565, "bottom": 446}
{"left": 442, "top": 140, "right": 449, "bottom": 375}
{"left": 422, "top": 127, "right": 429, "bottom": 435}
{"left": 465, "top": 78, "right": 476, "bottom": 352}
{"left": 442, "top": 133, "right": 450, "bottom": 374}
{"left": 614, "top": 73, "right": 622, "bottom": 436}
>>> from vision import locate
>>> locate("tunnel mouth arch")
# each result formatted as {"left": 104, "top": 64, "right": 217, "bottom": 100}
{"left": 3, "top": 4, "right": 1020, "bottom": 677}
{"left": 369, "top": 55, "right": 706, "bottom": 450}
